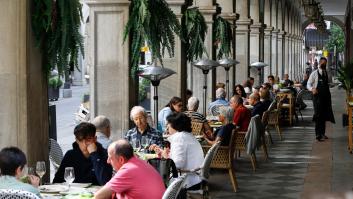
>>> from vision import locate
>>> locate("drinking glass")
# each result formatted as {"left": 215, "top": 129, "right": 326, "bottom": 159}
{"left": 141, "top": 137, "right": 149, "bottom": 151}
{"left": 64, "top": 167, "right": 75, "bottom": 190}
{"left": 36, "top": 161, "right": 46, "bottom": 185}
{"left": 132, "top": 139, "right": 141, "bottom": 152}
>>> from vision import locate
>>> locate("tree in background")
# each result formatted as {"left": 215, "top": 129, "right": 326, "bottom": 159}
{"left": 325, "top": 23, "right": 345, "bottom": 54}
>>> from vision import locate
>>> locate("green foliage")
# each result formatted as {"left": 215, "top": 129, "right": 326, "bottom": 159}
{"left": 32, "top": 0, "right": 84, "bottom": 77}
{"left": 213, "top": 16, "right": 233, "bottom": 59}
{"left": 138, "top": 78, "right": 150, "bottom": 102}
{"left": 48, "top": 76, "right": 63, "bottom": 88}
{"left": 123, "top": 0, "right": 181, "bottom": 76}
{"left": 325, "top": 23, "right": 344, "bottom": 54}
{"left": 336, "top": 61, "right": 353, "bottom": 93}
{"left": 181, "top": 7, "right": 208, "bottom": 62}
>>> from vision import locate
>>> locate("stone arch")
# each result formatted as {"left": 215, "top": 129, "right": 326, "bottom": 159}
{"left": 301, "top": 16, "right": 345, "bottom": 33}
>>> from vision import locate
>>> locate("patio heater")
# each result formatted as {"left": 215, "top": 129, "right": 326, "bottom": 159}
{"left": 193, "top": 58, "right": 220, "bottom": 115}
{"left": 250, "top": 62, "right": 268, "bottom": 86}
{"left": 218, "top": 58, "right": 240, "bottom": 100}
{"left": 138, "top": 65, "right": 176, "bottom": 128}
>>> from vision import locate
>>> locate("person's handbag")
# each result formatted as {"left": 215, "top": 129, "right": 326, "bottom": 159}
{"left": 147, "top": 158, "right": 178, "bottom": 186}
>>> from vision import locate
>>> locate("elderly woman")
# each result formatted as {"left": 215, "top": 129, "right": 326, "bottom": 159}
{"left": 158, "top": 96, "right": 183, "bottom": 132}
{"left": 155, "top": 113, "right": 204, "bottom": 197}
{"left": 125, "top": 106, "right": 164, "bottom": 147}
{"left": 0, "top": 147, "right": 40, "bottom": 197}
{"left": 204, "top": 106, "right": 235, "bottom": 146}
{"left": 53, "top": 122, "right": 112, "bottom": 185}
{"left": 184, "top": 97, "right": 214, "bottom": 140}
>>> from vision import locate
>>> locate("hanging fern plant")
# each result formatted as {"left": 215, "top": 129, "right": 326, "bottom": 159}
{"left": 32, "top": 0, "right": 84, "bottom": 77}
{"left": 123, "top": 0, "right": 181, "bottom": 76}
{"left": 181, "top": 7, "right": 208, "bottom": 62}
{"left": 213, "top": 16, "right": 233, "bottom": 59}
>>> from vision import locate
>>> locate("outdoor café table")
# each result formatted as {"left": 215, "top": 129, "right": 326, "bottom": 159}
{"left": 39, "top": 184, "right": 101, "bottom": 199}
{"left": 276, "top": 91, "right": 295, "bottom": 125}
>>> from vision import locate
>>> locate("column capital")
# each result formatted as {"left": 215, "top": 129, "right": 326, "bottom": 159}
{"left": 165, "top": 0, "right": 184, "bottom": 6}
{"left": 219, "top": 13, "right": 238, "bottom": 21}
{"left": 272, "top": 29, "right": 279, "bottom": 34}
{"left": 236, "top": 18, "right": 252, "bottom": 26}
{"left": 264, "top": 27, "right": 274, "bottom": 34}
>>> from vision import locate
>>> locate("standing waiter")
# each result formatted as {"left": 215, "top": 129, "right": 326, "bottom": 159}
{"left": 307, "top": 57, "right": 335, "bottom": 141}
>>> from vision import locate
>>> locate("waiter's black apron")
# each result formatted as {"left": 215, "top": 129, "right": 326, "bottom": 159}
{"left": 312, "top": 70, "right": 335, "bottom": 125}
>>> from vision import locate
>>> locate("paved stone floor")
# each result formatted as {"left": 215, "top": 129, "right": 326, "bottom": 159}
{"left": 53, "top": 86, "right": 353, "bottom": 198}
{"left": 209, "top": 87, "right": 353, "bottom": 199}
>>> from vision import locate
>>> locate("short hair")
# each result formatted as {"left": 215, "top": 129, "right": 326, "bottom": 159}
{"left": 216, "top": 82, "right": 225, "bottom": 89}
{"left": 113, "top": 140, "right": 134, "bottom": 160}
{"left": 91, "top": 115, "right": 110, "bottom": 131}
{"left": 186, "top": 89, "right": 193, "bottom": 96}
{"left": 166, "top": 113, "right": 192, "bottom": 132}
{"left": 74, "top": 122, "right": 96, "bottom": 141}
{"left": 267, "top": 75, "right": 274, "bottom": 80}
{"left": 249, "top": 93, "right": 260, "bottom": 101}
{"left": 0, "top": 147, "right": 27, "bottom": 176}
{"left": 219, "top": 106, "right": 234, "bottom": 124}
{"left": 187, "top": 97, "right": 199, "bottom": 111}
{"left": 231, "top": 95, "right": 243, "bottom": 105}
{"left": 260, "top": 89, "right": 270, "bottom": 100}
{"left": 249, "top": 77, "right": 254, "bottom": 81}
{"left": 129, "top": 106, "right": 147, "bottom": 121}
{"left": 216, "top": 88, "right": 226, "bottom": 99}
{"left": 320, "top": 57, "right": 327, "bottom": 62}
{"left": 167, "top": 97, "right": 182, "bottom": 112}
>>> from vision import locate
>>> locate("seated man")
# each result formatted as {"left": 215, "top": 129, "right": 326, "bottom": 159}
{"left": 208, "top": 88, "right": 229, "bottom": 115}
{"left": 184, "top": 96, "right": 214, "bottom": 140}
{"left": 125, "top": 106, "right": 164, "bottom": 147}
{"left": 230, "top": 95, "right": 251, "bottom": 132}
{"left": 204, "top": 106, "right": 235, "bottom": 146}
{"left": 53, "top": 122, "right": 112, "bottom": 185}
{"left": 0, "top": 147, "right": 40, "bottom": 197}
{"left": 94, "top": 140, "right": 165, "bottom": 199}
{"left": 283, "top": 74, "right": 294, "bottom": 87}
{"left": 92, "top": 115, "right": 113, "bottom": 149}
{"left": 249, "top": 93, "right": 266, "bottom": 118}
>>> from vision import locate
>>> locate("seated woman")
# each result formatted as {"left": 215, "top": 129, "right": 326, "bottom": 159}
{"left": 158, "top": 96, "right": 183, "bottom": 132}
{"left": 125, "top": 106, "right": 164, "bottom": 147}
{"left": 204, "top": 106, "right": 235, "bottom": 146}
{"left": 53, "top": 122, "right": 112, "bottom": 185}
{"left": 0, "top": 147, "right": 40, "bottom": 197}
{"left": 154, "top": 113, "right": 204, "bottom": 197}
{"left": 184, "top": 97, "right": 214, "bottom": 140}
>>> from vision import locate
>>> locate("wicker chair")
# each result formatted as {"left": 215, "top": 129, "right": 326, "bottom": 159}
{"left": 0, "top": 189, "right": 40, "bottom": 199}
{"left": 49, "top": 138, "right": 64, "bottom": 171}
{"left": 262, "top": 110, "right": 273, "bottom": 145}
{"left": 277, "top": 92, "right": 295, "bottom": 125}
{"left": 162, "top": 174, "right": 187, "bottom": 199}
{"left": 202, "top": 130, "right": 238, "bottom": 192}
{"left": 235, "top": 115, "right": 268, "bottom": 171}
{"left": 267, "top": 100, "right": 283, "bottom": 140}
{"left": 191, "top": 120, "right": 204, "bottom": 136}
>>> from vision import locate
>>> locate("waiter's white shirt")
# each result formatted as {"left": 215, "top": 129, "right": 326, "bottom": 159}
{"left": 307, "top": 68, "right": 325, "bottom": 91}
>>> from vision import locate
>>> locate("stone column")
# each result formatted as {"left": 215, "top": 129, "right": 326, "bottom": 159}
{"left": 72, "top": 51, "right": 85, "bottom": 86}
{"left": 263, "top": 0, "right": 272, "bottom": 82}
{"left": 85, "top": 0, "right": 131, "bottom": 139}
{"left": 271, "top": 0, "right": 278, "bottom": 77}
{"left": 283, "top": 5, "right": 290, "bottom": 76}
{"left": 236, "top": 0, "right": 251, "bottom": 84}
{"left": 0, "top": 0, "right": 49, "bottom": 170}
{"left": 216, "top": 0, "right": 237, "bottom": 97}
{"left": 249, "top": 0, "right": 263, "bottom": 86}
{"left": 189, "top": 0, "right": 216, "bottom": 112}
{"left": 277, "top": 0, "right": 284, "bottom": 78}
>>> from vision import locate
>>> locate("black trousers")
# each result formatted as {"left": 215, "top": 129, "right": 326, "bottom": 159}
{"left": 177, "top": 182, "right": 202, "bottom": 199}
{"left": 315, "top": 117, "right": 326, "bottom": 138}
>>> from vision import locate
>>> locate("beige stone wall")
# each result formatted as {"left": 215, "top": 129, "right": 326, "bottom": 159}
{"left": 0, "top": 0, "right": 49, "bottom": 169}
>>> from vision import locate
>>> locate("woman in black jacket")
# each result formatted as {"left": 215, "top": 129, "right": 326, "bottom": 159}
{"left": 53, "top": 122, "right": 112, "bottom": 185}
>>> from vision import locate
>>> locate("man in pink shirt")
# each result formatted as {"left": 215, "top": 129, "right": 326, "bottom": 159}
{"left": 94, "top": 139, "right": 165, "bottom": 199}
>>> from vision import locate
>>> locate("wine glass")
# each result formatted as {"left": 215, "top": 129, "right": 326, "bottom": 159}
{"left": 64, "top": 167, "right": 75, "bottom": 190}
{"left": 36, "top": 161, "right": 46, "bottom": 185}
{"left": 141, "top": 137, "right": 149, "bottom": 152}
{"left": 132, "top": 139, "right": 141, "bottom": 152}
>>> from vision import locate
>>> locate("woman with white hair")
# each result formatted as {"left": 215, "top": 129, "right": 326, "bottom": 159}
{"left": 204, "top": 106, "right": 235, "bottom": 146}
{"left": 125, "top": 106, "right": 164, "bottom": 148}
{"left": 184, "top": 97, "right": 214, "bottom": 140}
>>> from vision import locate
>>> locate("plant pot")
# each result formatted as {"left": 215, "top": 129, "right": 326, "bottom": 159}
{"left": 48, "top": 87, "right": 60, "bottom": 101}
